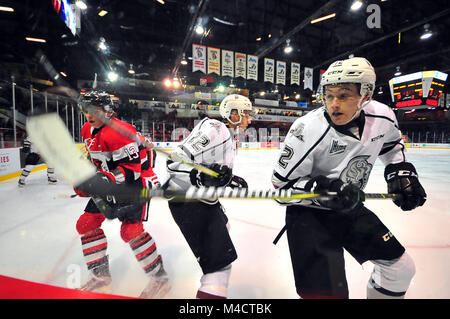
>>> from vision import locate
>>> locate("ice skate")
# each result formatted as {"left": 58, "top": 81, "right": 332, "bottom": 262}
{"left": 80, "top": 273, "right": 112, "bottom": 294}
{"left": 139, "top": 267, "right": 171, "bottom": 299}
{"left": 18, "top": 179, "right": 25, "bottom": 188}
{"left": 48, "top": 177, "right": 57, "bottom": 185}
{"left": 80, "top": 258, "right": 112, "bottom": 294}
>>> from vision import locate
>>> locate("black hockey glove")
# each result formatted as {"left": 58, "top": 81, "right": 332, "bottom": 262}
{"left": 229, "top": 175, "right": 248, "bottom": 188}
{"left": 384, "top": 162, "right": 426, "bottom": 211}
{"left": 21, "top": 146, "right": 30, "bottom": 154}
{"left": 189, "top": 164, "right": 233, "bottom": 187}
{"left": 112, "top": 202, "right": 143, "bottom": 221}
{"left": 305, "top": 175, "right": 364, "bottom": 212}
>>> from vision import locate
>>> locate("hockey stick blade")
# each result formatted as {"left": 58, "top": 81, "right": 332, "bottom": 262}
{"left": 26, "top": 113, "right": 97, "bottom": 186}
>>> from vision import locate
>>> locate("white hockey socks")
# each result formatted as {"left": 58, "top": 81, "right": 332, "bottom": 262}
{"left": 196, "top": 264, "right": 232, "bottom": 299}
{"left": 129, "top": 232, "right": 163, "bottom": 275}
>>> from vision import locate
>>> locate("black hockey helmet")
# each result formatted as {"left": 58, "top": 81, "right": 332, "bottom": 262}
{"left": 79, "top": 90, "right": 117, "bottom": 114}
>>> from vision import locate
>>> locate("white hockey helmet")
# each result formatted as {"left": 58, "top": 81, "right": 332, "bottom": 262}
{"left": 219, "top": 94, "right": 252, "bottom": 125}
{"left": 320, "top": 57, "right": 376, "bottom": 104}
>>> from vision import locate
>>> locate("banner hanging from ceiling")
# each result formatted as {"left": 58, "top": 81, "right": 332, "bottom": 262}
{"left": 207, "top": 47, "right": 220, "bottom": 75}
{"left": 264, "top": 58, "right": 274, "bottom": 83}
{"left": 192, "top": 44, "right": 206, "bottom": 74}
{"left": 235, "top": 52, "right": 246, "bottom": 78}
{"left": 276, "top": 61, "right": 286, "bottom": 85}
{"left": 304, "top": 67, "right": 313, "bottom": 91}
{"left": 291, "top": 62, "right": 300, "bottom": 86}
{"left": 247, "top": 55, "right": 258, "bottom": 81}
{"left": 221, "top": 50, "right": 234, "bottom": 77}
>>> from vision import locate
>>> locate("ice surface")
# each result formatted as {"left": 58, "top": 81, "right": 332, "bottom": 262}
{"left": 0, "top": 148, "right": 449, "bottom": 299}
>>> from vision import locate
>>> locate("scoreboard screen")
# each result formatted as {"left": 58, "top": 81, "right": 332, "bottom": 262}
{"left": 389, "top": 71, "right": 447, "bottom": 109}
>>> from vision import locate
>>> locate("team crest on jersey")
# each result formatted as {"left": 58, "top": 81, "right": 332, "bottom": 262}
{"left": 340, "top": 155, "right": 373, "bottom": 189}
{"left": 289, "top": 123, "right": 305, "bottom": 142}
{"left": 329, "top": 139, "right": 347, "bottom": 155}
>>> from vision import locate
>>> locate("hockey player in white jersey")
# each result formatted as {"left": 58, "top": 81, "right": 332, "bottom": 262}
{"left": 272, "top": 57, "right": 426, "bottom": 299}
{"left": 18, "top": 135, "right": 57, "bottom": 187}
{"left": 166, "top": 94, "right": 252, "bottom": 299}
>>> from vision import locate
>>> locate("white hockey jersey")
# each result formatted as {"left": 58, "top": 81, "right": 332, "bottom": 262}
{"left": 166, "top": 117, "right": 235, "bottom": 203}
{"left": 272, "top": 100, "right": 406, "bottom": 208}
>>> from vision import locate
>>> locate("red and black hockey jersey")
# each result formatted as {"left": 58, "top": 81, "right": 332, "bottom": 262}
{"left": 81, "top": 118, "right": 141, "bottom": 184}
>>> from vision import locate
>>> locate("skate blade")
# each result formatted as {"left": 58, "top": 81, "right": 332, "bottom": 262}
{"left": 139, "top": 282, "right": 171, "bottom": 299}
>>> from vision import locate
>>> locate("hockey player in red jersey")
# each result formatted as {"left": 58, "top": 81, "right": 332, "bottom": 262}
{"left": 74, "top": 91, "right": 170, "bottom": 298}
{"left": 272, "top": 57, "right": 426, "bottom": 299}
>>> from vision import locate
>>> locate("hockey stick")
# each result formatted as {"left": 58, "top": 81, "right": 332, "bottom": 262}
{"left": 57, "top": 194, "right": 78, "bottom": 198}
{"left": 26, "top": 113, "right": 97, "bottom": 187}
{"left": 135, "top": 186, "right": 397, "bottom": 202}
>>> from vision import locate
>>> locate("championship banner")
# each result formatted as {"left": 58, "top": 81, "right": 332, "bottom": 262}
{"left": 247, "top": 55, "right": 258, "bottom": 81}
{"left": 291, "top": 62, "right": 300, "bottom": 85}
{"left": 264, "top": 58, "right": 274, "bottom": 83}
{"left": 207, "top": 47, "right": 220, "bottom": 75}
{"left": 276, "top": 61, "right": 286, "bottom": 85}
{"left": 222, "top": 50, "right": 234, "bottom": 77}
{"left": 192, "top": 44, "right": 206, "bottom": 74}
{"left": 235, "top": 52, "right": 246, "bottom": 78}
{"left": 304, "top": 67, "right": 313, "bottom": 91}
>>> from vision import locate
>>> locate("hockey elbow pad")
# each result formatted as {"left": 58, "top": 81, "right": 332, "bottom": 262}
{"left": 384, "top": 162, "right": 427, "bottom": 211}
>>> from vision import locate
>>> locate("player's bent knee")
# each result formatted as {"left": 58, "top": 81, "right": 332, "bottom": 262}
{"left": 120, "top": 221, "right": 144, "bottom": 243}
{"left": 76, "top": 212, "right": 105, "bottom": 235}
{"left": 369, "top": 251, "right": 415, "bottom": 297}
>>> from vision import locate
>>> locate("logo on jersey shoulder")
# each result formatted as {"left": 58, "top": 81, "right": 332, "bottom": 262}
{"left": 371, "top": 134, "right": 385, "bottom": 142}
{"left": 340, "top": 155, "right": 373, "bottom": 189}
{"left": 289, "top": 123, "right": 305, "bottom": 142}
{"left": 329, "top": 139, "right": 347, "bottom": 155}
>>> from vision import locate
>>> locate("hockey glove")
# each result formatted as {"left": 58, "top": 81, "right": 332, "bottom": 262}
{"left": 112, "top": 203, "right": 143, "bottom": 221}
{"left": 384, "top": 162, "right": 426, "bottom": 211}
{"left": 76, "top": 171, "right": 118, "bottom": 201}
{"left": 21, "top": 146, "right": 30, "bottom": 154}
{"left": 305, "top": 175, "right": 364, "bottom": 212}
{"left": 189, "top": 164, "right": 233, "bottom": 187}
{"left": 229, "top": 175, "right": 248, "bottom": 188}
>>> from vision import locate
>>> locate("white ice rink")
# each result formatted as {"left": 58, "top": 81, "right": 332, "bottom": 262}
{"left": 0, "top": 148, "right": 449, "bottom": 299}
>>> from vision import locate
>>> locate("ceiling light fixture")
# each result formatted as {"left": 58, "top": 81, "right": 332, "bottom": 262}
{"left": 181, "top": 53, "right": 188, "bottom": 65}
{"left": 60, "top": 72, "right": 67, "bottom": 77}
{"left": 75, "top": 1, "right": 88, "bottom": 10}
{"left": 107, "top": 71, "right": 118, "bottom": 82}
{"left": 394, "top": 66, "right": 402, "bottom": 77}
{"left": 311, "top": 13, "right": 336, "bottom": 24}
{"left": 164, "top": 79, "right": 172, "bottom": 87}
{"left": 98, "top": 10, "right": 108, "bottom": 17}
{"left": 350, "top": 0, "right": 363, "bottom": 11}
{"left": 420, "top": 24, "right": 433, "bottom": 40}
{"left": 195, "top": 25, "right": 205, "bottom": 35}
{"left": 156, "top": 0, "right": 165, "bottom": 4}
{"left": 0, "top": 6, "right": 14, "bottom": 12}
{"left": 128, "top": 64, "right": 135, "bottom": 74}
{"left": 25, "top": 37, "right": 46, "bottom": 43}
{"left": 284, "top": 39, "right": 293, "bottom": 54}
